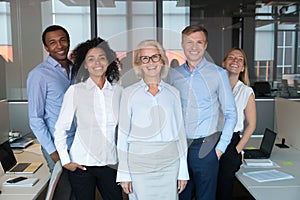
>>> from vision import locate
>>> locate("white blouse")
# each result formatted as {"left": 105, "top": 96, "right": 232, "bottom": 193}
{"left": 54, "top": 77, "right": 122, "bottom": 166}
{"left": 232, "top": 80, "right": 254, "bottom": 132}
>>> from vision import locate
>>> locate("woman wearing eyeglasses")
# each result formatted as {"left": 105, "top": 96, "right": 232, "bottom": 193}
{"left": 216, "top": 48, "right": 256, "bottom": 200}
{"left": 116, "top": 40, "right": 189, "bottom": 200}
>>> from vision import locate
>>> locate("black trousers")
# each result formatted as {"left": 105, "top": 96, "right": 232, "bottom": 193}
{"left": 68, "top": 165, "right": 122, "bottom": 200}
{"left": 217, "top": 132, "right": 242, "bottom": 200}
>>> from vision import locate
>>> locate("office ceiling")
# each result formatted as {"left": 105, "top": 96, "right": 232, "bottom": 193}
{"left": 0, "top": 0, "right": 299, "bottom": 19}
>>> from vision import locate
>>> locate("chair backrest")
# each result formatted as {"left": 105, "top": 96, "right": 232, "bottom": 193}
{"left": 45, "top": 160, "right": 63, "bottom": 200}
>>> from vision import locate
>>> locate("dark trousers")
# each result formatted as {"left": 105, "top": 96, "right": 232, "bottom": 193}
{"left": 217, "top": 132, "right": 242, "bottom": 200}
{"left": 68, "top": 165, "right": 122, "bottom": 200}
{"left": 180, "top": 141, "right": 219, "bottom": 200}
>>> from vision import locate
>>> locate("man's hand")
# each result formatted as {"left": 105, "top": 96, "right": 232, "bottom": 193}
{"left": 50, "top": 151, "right": 60, "bottom": 162}
{"left": 215, "top": 149, "right": 223, "bottom": 160}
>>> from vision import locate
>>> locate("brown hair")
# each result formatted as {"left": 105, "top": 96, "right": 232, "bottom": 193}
{"left": 181, "top": 25, "right": 208, "bottom": 42}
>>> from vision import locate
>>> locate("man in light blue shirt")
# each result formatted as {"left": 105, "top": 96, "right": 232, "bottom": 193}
{"left": 168, "top": 25, "right": 237, "bottom": 200}
{"left": 27, "top": 25, "right": 76, "bottom": 199}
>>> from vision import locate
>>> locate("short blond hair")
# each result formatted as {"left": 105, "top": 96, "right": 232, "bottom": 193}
{"left": 133, "top": 40, "right": 169, "bottom": 79}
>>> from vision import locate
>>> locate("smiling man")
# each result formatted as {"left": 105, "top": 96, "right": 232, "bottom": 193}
{"left": 27, "top": 25, "right": 76, "bottom": 199}
{"left": 168, "top": 25, "right": 237, "bottom": 200}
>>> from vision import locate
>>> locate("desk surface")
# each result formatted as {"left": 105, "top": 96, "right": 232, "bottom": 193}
{"left": 236, "top": 138, "right": 300, "bottom": 200}
{"left": 0, "top": 143, "right": 50, "bottom": 200}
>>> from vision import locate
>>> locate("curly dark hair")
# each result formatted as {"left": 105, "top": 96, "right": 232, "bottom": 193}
{"left": 73, "top": 37, "right": 119, "bottom": 83}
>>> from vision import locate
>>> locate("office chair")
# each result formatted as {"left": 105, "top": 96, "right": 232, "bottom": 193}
{"left": 45, "top": 161, "right": 63, "bottom": 200}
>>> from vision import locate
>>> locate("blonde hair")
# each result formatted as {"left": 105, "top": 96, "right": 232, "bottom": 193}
{"left": 223, "top": 48, "right": 250, "bottom": 86}
{"left": 133, "top": 40, "right": 169, "bottom": 79}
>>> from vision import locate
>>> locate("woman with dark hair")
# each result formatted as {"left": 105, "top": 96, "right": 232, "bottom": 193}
{"left": 217, "top": 48, "right": 256, "bottom": 200}
{"left": 54, "top": 37, "right": 123, "bottom": 200}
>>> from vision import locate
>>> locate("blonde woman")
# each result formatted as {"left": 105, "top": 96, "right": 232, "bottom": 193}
{"left": 217, "top": 48, "right": 256, "bottom": 200}
{"left": 117, "top": 40, "right": 189, "bottom": 200}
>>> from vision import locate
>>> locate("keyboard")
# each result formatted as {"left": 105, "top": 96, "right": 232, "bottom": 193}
{"left": 11, "top": 163, "right": 31, "bottom": 172}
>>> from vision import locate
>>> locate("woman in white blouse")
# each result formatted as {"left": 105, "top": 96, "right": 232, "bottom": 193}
{"left": 54, "top": 37, "right": 123, "bottom": 200}
{"left": 117, "top": 40, "right": 189, "bottom": 200}
{"left": 217, "top": 48, "right": 257, "bottom": 200}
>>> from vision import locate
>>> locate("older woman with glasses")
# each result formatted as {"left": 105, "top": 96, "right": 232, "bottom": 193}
{"left": 116, "top": 40, "right": 189, "bottom": 200}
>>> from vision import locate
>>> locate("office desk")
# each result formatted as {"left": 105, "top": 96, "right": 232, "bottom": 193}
{"left": 236, "top": 138, "right": 300, "bottom": 200}
{"left": 0, "top": 143, "right": 51, "bottom": 200}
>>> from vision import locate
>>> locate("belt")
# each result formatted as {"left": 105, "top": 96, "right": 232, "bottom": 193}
{"left": 187, "top": 132, "right": 221, "bottom": 145}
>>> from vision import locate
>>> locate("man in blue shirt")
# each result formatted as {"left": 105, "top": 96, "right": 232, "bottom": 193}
{"left": 27, "top": 25, "right": 76, "bottom": 199}
{"left": 168, "top": 25, "right": 237, "bottom": 200}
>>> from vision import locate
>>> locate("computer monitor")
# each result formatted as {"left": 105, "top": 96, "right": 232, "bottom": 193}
{"left": 254, "top": 81, "right": 271, "bottom": 96}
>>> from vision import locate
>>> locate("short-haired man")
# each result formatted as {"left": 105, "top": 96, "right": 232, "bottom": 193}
{"left": 27, "top": 25, "right": 76, "bottom": 199}
{"left": 168, "top": 25, "right": 237, "bottom": 200}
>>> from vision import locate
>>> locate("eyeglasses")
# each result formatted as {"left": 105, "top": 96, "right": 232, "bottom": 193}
{"left": 227, "top": 55, "right": 244, "bottom": 63}
{"left": 140, "top": 54, "right": 161, "bottom": 64}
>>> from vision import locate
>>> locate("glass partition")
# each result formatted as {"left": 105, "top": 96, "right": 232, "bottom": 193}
{"left": 0, "top": 1, "right": 10, "bottom": 100}
{"left": 1, "top": 0, "right": 299, "bottom": 100}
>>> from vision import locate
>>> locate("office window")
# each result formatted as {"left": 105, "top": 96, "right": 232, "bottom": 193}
{"left": 0, "top": 0, "right": 92, "bottom": 100}
{"left": 163, "top": 1, "right": 189, "bottom": 66}
{"left": 0, "top": 1, "right": 11, "bottom": 62}
{"left": 94, "top": 0, "right": 189, "bottom": 70}
{"left": 0, "top": 1, "right": 11, "bottom": 100}
{"left": 95, "top": 1, "right": 156, "bottom": 52}
{"left": 42, "top": 0, "right": 91, "bottom": 53}
{"left": 255, "top": 23, "right": 274, "bottom": 82}
{"left": 277, "top": 30, "right": 295, "bottom": 75}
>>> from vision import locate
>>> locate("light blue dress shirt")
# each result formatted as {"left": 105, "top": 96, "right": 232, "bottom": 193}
{"left": 27, "top": 56, "right": 76, "bottom": 155}
{"left": 168, "top": 57, "right": 237, "bottom": 152}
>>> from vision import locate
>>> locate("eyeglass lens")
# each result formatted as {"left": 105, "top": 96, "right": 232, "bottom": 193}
{"left": 140, "top": 54, "right": 161, "bottom": 64}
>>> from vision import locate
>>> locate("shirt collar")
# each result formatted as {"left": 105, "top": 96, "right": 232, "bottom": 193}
{"left": 140, "top": 79, "right": 164, "bottom": 92}
{"left": 183, "top": 57, "right": 208, "bottom": 72}
{"left": 47, "top": 55, "right": 73, "bottom": 69}
{"left": 86, "top": 77, "right": 112, "bottom": 90}
{"left": 233, "top": 80, "right": 243, "bottom": 91}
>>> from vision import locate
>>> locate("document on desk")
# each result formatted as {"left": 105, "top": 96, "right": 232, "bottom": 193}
{"left": 244, "top": 159, "right": 277, "bottom": 167}
{"left": 243, "top": 169, "right": 294, "bottom": 182}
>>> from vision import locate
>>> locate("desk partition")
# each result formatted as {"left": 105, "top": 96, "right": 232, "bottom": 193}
{"left": 275, "top": 97, "right": 300, "bottom": 150}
